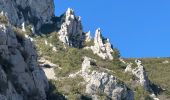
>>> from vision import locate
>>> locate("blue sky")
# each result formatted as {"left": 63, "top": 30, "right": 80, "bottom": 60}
{"left": 54, "top": 0, "right": 170, "bottom": 58}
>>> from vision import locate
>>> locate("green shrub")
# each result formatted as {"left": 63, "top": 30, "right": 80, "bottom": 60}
{"left": 0, "top": 15, "right": 8, "bottom": 24}
{"left": 82, "top": 39, "right": 94, "bottom": 47}
{"left": 112, "top": 48, "right": 121, "bottom": 59}
{"left": 13, "top": 27, "right": 26, "bottom": 42}
{"left": 134, "top": 86, "right": 153, "bottom": 100}
{"left": 25, "top": 25, "right": 34, "bottom": 36}
{"left": 47, "top": 80, "right": 66, "bottom": 100}
{"left": 51, "top": 76, "right": 85, "bottom": 99}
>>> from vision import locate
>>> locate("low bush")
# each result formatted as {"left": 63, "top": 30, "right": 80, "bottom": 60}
{"left": 0, "top": 15, "right": 8, "bottom": 24}
{"left": 13, "top": 27, "right": 26, "bottom": 43}
{"left": 51, "top": 76, "right": 85, "bottom": 99}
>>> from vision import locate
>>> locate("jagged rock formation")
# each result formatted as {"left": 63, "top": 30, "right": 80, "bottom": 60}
{"left": 0, "top": 17, "right": 49, "bottom": 99}
{"left": 125, "top": 60, "right": 150, "bottom": 90}
{"left": 0, "top": 0, "right": 54, "bottom": 30}
{"left": 0, "top": 0, "right": 164, "bottom": 99}
{"left": 85, "top": 28, "right": 114, "bottom": 60}
{"left": 132, "top": 60, "right": 150, "bottom": 90}
{"left": 125, "top": 60, "right": 161, "bottom": 100}
{"left": 58, "top": 8, "right": 83, "bottom": 48}
{"left": 84, "top": 31, "right": 91, "bottom": 42}
{"left": 81, "top": 57, "right": 134, "bottom": 100}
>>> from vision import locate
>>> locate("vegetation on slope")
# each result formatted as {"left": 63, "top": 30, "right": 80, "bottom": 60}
{"left": 125, "top": 58, "right": 170, "bottom": 99}
{"left": 34, "top": 28, "right": 170, "bottom": 100}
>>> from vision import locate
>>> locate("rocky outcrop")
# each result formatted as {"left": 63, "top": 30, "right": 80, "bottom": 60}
{"left": 125, "top": 60, "right": 150, "bottom": 91}
{"left": 85, "top": 28, "right": 114, "bottom": 60}
{"left": 81, "top": 57, "right": 134, "bottom": 100}
{"left": 125, "top": 60, "right": 161, "bottom": 99}
{"left": 0, "top": 0, "right": 54, "bottom": 30}
{"left": 84, "top": 31, "right": 91, "bottom": 42}
{"left": 58, "top": 8, "right": 83, "bottom": 48}
{"left": 0, "top": 20, "right": 49, "bottom": 99}
{"left": 132, "top": 60, "right": 150, "bottom": 90}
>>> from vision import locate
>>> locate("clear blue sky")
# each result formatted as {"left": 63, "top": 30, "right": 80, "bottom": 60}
{"left": 54, "top": 0, "right": 170, "bottom": 58}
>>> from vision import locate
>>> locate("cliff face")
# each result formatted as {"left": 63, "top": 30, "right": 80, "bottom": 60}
{"left": 0, "top": 0, "right": 54, "bottom": 30}
{"left": 0, "top": 1, "right": 51, "bottom": 99}
{"left": 0, "top": 0, "right": 163, "bottom": 100}
{"left": 0, "top": 18, "right": 49, "bottom": 100}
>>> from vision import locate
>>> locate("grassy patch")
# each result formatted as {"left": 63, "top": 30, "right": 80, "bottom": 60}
{"left": 50, "top": 76, "right": 86, "bottom": 100}
{"left": 134, "top": 86, "right": 153, "bottom": 100}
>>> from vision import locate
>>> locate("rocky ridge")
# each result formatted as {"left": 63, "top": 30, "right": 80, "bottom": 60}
{"left": 85, "top": 28, "right": 114, "bottom": 60}
{"left": 58, "top": 8, "right": 83, "bottom": 48}
{"left": 0, "top": 0, "right": 164, "bottom": 100}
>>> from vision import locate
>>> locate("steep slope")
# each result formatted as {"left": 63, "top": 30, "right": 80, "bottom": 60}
{"left": 0, "top": 15, "right": 48, "bottom": 99}
{"left": 0, "top": 0, "right": 54, "bottom": 30}
{"left": 33, "top": 8, "right": 160, "bottom": 100}
{"left": 0, "top": 0, "right": 169, "bottom": 100}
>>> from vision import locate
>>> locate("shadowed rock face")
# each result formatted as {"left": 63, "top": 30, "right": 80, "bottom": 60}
{"left": 0, "top": 0, "right": 54, "bottom": 30}
{"left": 0, "top": 20, "right": 49, "bottom": 100}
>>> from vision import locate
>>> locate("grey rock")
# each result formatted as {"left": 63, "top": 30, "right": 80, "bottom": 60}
{"left": 81, "top": 57, "right": 134, "bottom": 100}
{"left": 0, "top": 22, "right": 49, "bottom": 100}
{"left": 58, "top": 8, "right": 83, "bottom": 47}
{"left": 0, "top": 0, "right": 54, "bottom": 30}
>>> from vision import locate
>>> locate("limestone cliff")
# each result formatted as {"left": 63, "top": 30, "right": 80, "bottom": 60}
{"left": 0, "top": 0, "right": 163, "bottom": 100}
{"left": 0, "top": 0, "right": 54, "bottom": 30}
{"left": 0, "top": 2, "right": 55, "bottom": 98}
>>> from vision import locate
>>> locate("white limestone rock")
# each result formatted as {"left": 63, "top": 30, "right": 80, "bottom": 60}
{"left": 132, "top": 60, "right": 150, "bottom": 90}
{"left": 81, "top": 57, "right": 134, "bottom": 100}
{"left": 125, "top": 63, "right": 133, "bottom": 72}
{"left": 125, "top": 60, "right": 151, "bottom": 91}
{"left": 21, "top": 22, "right": 26, "bottom": 32}
{"left": 162, "top": 60, "right": 169, "bottom": 64}
{"left": 84, "top": 31, "right": 91, "bottom": 42}
{"left": 58, "top": 8, "right": 83, "bottom": 47}
{"left": 87, "top": 28, "right": 114, "bottom": 60}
